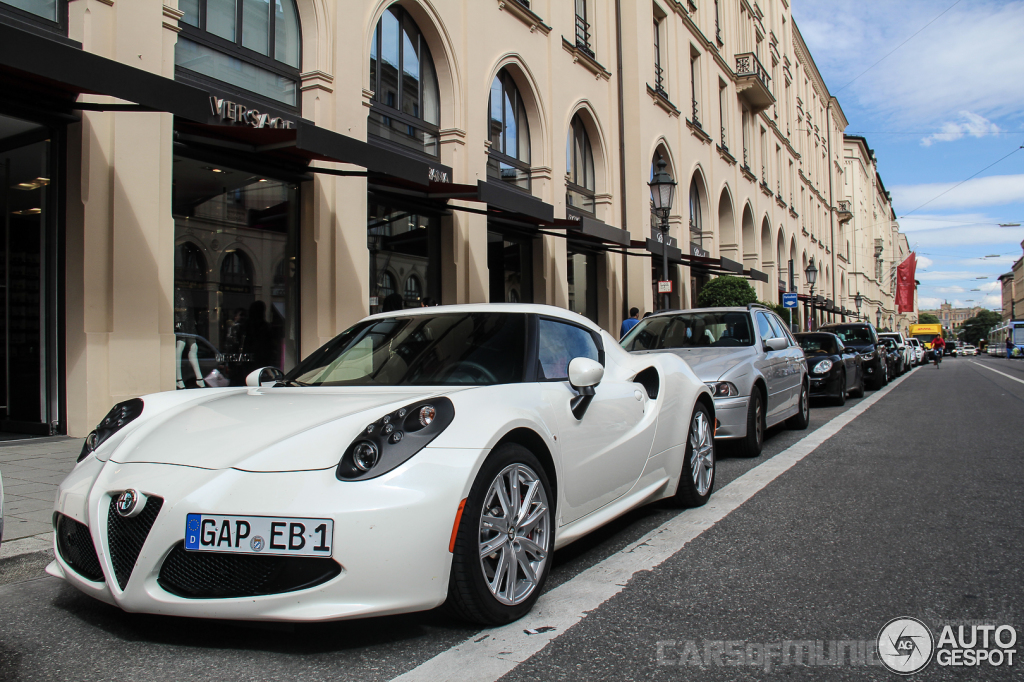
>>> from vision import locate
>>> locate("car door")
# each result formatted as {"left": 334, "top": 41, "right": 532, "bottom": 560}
{"left": 537, "top": 318, "right": 649, "bottom": 525}
{"left": 754, "top": 312, "right": 788, "bottom": 421}
{"left": 768, "top": 312, "right": 802, "bottom": 411}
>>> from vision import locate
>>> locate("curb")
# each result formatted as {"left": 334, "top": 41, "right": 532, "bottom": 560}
{"left": 0, "top": 532, "right": 53, "bottom": 565}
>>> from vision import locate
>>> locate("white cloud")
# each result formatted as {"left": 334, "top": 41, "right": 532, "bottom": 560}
{"left": 916, "top": 255, "right": 933, "bottom": 269}
{"left": 921, "top": 112, "right": 1002, "bottom": 146}
{"left": 918, "top": 297, "right": 942, "bottom": 309}
{"left": 891, "top": 174, "right": 1024, "bottom": 211}
{"left": 916, "top": 270, "right": 991, "bottom": 282}
{"left": 792, "top": 1, "right": 1024, "bottom": 125}
{"left": 933, "top": 285, "right": 966, "bottom": 294}
{"left": 983, "top": 294, "right": 1003, "bottom": 308}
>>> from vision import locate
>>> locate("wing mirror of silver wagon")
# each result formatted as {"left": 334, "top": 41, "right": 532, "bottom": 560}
{"left": 245, "top": 366, "right": 285, "bottom": 387}
{"left": 567, "top": 357, "right": 604, "bottom": 420}
{"left": 765, "top": 337, "right": 789, "bottom": 351}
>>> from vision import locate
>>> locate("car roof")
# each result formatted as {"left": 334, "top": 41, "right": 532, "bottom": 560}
{"left": 361, "top": 303, "right": 604, "bottom": 335}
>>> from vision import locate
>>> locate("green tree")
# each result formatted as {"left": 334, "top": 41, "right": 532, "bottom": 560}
{"left": 918, "top": 312, "right": 940, "bottom": 324}
{"left": 960, "top": 309, "right": 1003, "bottom": 346}
{"left": 697, "top": 276, "right": 757, "bottom": 307}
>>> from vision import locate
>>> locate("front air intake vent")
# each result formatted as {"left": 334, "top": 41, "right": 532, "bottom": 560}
{"left": 106, "top": 494, "right": 163, "bottom": 590}
{"left": 54, "top": 513, "right": 104, "bottom": 582}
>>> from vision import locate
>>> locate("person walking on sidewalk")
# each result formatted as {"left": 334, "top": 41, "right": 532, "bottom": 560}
{"left": 932, "top": 335, "right": 945, "bottom": 367}
{"left": 620, "top": 307, "right": 641, "bottom": 338}
{"left": 1007, "top": 336, "right": 1015, "bottom": 359}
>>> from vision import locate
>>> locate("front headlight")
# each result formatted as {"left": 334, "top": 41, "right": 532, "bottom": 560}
{"left": 812, "top": 359, "right": 833, "bottom": 374}
{"left": 337, "top": 397, "right": 455, "bottom": 481}
{"left": 78, "top": 398, "right": 144, "bottom": 462}
{"left": 704, "top": 381, "right": 739, "bottom": 398}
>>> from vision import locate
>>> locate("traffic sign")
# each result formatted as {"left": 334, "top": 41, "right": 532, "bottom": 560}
{"left": 783, "top": 293, "right": 798, "bottom": 309}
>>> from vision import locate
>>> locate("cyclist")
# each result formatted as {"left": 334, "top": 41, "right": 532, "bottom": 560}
{"left": 931, "top": 335, "right": 945, "bottom": 367}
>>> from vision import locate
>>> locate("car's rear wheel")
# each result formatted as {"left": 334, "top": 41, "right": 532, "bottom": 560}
{"left": 736, "top": 390, "right": 764, "bottom": 458}
{"left": 446, "top": 443, "right": 553, "bottom": 626}
{"left": 670, "top": 403, "right": 715, "bottom": 508}
{"left": 850, "top": 368, "right": 866, "bottom": 398}
{"left": 786, "top": 380, "right": 810, "bottom": 430}
{"left": 834, "top": 371, "right": 847, "bottom": 406}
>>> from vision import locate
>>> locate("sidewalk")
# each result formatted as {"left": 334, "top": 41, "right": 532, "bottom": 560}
{"left": 0, "top": 436, "right": 82, "bottom": 561}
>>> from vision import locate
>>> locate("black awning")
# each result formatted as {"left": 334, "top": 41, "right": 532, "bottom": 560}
{"left": 477, "top": 180, "right": 554, "bottom": 223}
{"left": 644, "top": 237, "right": 683, "bottom": 262}
{"left": 0, "top": 23, "right": 209, "bottom": 120}
{"left": 547, "top": 216, "right": 631, "bottom": 247}
{"left": 747, "top": 268, "right": 769, "bottom": 283}
{"left": 720, "top": 257, "right": 744, "bottom": 273}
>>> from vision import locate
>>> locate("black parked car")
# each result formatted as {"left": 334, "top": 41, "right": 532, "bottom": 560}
{"left": 818, "top": 322, "right": 889, "bottom": 390}
{"left": 795, "top": 332, "right": 865, "bottom": 405}
{"left": 878, "top": 337, "right": 903, "bottom": 379}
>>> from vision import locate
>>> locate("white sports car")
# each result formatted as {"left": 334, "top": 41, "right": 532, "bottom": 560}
{"left": 50, "top": 304, "right": 714, "bottom": 625}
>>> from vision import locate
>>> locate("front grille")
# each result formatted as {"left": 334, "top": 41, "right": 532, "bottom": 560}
{"left": 54, "top": 513, "right": 104, "bottom": 582}
{"left": 106, "top": 495, "right": 164, "bottom": 590}
{"left": 158, "top": 543, "right": 342, "bottom": 599}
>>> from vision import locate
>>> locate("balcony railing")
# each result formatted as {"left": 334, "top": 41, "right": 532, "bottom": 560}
{"left": 734, "top": 52, "right": 774, "bottom": 112}
{"left": 735, "top": 52, "right": 771, "bottom": 90}
{"left": 654, "top": 63, "right": 666, "bottom": 96}
{"left": 575, "top": 14, "right": 594, "bottom": 58}
{"left": 691, "top": 98, "right": 701, "bottom": 128}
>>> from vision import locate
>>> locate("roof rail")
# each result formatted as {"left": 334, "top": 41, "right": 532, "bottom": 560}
{"left": 747, "top": 303, "right": 770, "bottom": 311}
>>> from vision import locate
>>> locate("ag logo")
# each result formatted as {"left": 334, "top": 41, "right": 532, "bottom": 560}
{"left": 878, "top": 617, "right": 934, "bottom": 675}
{"left": 250, "top": 536, "right": 265, "bottom": 552}
{"left": 115, "top": 489, "right": 146, "bottom": 518}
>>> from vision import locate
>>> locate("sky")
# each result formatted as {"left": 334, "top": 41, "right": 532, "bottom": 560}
{"left": 790, "top": 0, "right": 1024, "bottom": 311}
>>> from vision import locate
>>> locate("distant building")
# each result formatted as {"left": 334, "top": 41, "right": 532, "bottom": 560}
{"left": 920, "top": 302, "right": 987, "bottom": 331}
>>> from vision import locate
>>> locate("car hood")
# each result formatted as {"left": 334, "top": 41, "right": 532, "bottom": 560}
{"left": 844, "top": 344, "right": 875, "bottom": 354}
{"left": 107, "top": 387, "right": 461, "bottom": 472}
{"left": 635, "top": 347, "right": 754, "bottom": 382}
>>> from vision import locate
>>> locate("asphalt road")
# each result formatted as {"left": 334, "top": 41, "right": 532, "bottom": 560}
{"left": 0, "top": 356, "right": 1020, "bottom": 681}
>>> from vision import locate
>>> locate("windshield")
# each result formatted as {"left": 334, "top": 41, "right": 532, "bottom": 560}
{"left": 881, "top": 338, "right": 897, "bottom": 349}
{"left": 827, "top": 326, "right": 873, "bottom": 344}
{"left": 284, "top": 312, "right": 526, "bottom": 386}
{"left": 621, "top": 311, "right": 754, "bottom": 350}
{"left": 797, "top": 335, "right": 839, "bottom": 355}
{"left": 913, "top": 333, "right": 939, "bottom": 345}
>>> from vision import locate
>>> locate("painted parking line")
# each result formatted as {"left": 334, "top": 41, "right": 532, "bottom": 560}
{"left": 970, "top": 360, "right": 1024, "bottom": 386}
{"left": 390, "top": 368, "right": 919, "bottom": 682}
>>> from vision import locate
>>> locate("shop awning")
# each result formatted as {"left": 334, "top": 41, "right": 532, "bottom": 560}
{"left": 476, "top": 180, "right": 554, "bottom": 223}
{"left": 0, "top": 23, "right": 210, "bottom": 121}
{"left": 544, "top": 216, "right": 631, "bottom": 247}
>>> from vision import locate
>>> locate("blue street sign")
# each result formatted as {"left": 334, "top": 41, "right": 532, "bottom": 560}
{"left": 783, "top": 293, "right": 798, "bottom": 309}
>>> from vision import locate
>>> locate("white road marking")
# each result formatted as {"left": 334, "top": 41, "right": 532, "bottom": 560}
{"left": 970, "top": 360, "right": 1024, "bottom": 386}
{"left": 390, "top": 368, "right": 919, "bottom": 682}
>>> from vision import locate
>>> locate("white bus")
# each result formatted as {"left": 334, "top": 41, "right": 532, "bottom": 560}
{"left": 987, "top": 321, "right": 1024, "bottom": 357}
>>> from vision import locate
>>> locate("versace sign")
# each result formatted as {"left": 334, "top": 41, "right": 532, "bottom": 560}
{"left": 209, "top": 96, "right": 295, "bottom": 129}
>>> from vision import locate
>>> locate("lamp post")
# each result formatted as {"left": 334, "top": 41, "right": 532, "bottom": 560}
{"left": 648, "top": 156, "right": 677, "bottom": 310}
{"left": 854, "top": 292, "right": 863, "bottom": 321}
{"left": 805, "top": 259, "right": 818, "bottom": 330}
{"left": 875, "top": 308, "right": 882, "bottom": 329}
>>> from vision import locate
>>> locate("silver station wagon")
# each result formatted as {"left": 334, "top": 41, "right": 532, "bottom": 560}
{"left": 622, "top": 304, "right": 809, "bottom": 457}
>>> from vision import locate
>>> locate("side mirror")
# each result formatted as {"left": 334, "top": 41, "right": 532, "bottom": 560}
{"left": 245, "top": 366, "right": 285, "bottom": 387}
{"left": 765, "top": 337, "right": 788, "bottom": 351}
{"left": 567, "top": 357, "right": 603, "bottom": 420}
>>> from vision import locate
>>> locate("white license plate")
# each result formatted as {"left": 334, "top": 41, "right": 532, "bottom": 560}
{"left": 184, "top": 513, "right": 333, "bottom": 557}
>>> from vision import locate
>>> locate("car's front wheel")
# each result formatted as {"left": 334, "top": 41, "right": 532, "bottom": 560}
{"left": 670, "top": 402, "right": 715, "bottom": 507}
{"left": 446, "top": 443, "right": 553, "bottom": 626}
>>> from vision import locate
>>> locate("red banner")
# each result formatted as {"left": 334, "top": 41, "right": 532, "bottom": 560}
{"left": 895, "top": 253, "right": 917, "bottom": 313}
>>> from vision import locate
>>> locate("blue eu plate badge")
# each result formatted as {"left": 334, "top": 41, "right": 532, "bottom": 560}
{"left": 185, "top": 514, "right": 202, "bottom": 550}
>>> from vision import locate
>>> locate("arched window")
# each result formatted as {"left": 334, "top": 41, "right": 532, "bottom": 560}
{"left": 369, "top": 5, "right": 441, "bottom": 157}
{"left": 378, "top": 271, "right": 396, "bottom": 299}
{"left": 220, "top": 250, "right": 253, "bottom": 290}
{"left": 566, "top": 114, "right": 595, "bottom": 214}
{"left": 404, "top": 274, "right": 422, "bottom": 304}
{"left": 487, "top": 69, "right": 531, "bottom": 190}
{"left": 2, "top": 0, "right": 60, "bottom": 22}
{"left": 175, "top": 242, "right": 207, "bottom": 283}
{"left": 175, "top": 0, "right": 302, "bottom": 107}
{"left": 689, "top": 178, "right": 702, "bottom": 237}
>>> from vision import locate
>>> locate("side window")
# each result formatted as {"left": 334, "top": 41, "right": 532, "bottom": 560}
{"left": 755, "top": 312, "right": 777, "bottom": 340}
{"left": 766, "top": 314, "right": 788, "bottom": 344}
{"left": 538, "top": 319, "right": 600, "bottom": 380}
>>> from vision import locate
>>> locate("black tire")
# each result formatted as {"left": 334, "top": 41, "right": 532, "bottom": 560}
{"left": 446, "top": 443, "right": 553, "bottom": 626}
{"left": 881, "top": 362, "right": 890, "bottom": 386}
{"left": 834, "top": 371, "right": 847, "bottom": 406}
{"left": 736, "top": 389, "right": 765, "bottom": 458}
{"left": 670, "top": 402, "right": 716, "bottom": 508}
{"left": 850, "top": 368, "right": 866, "bottom": 398}
{"left": 786, "top": 380, "right": 810, "bottom": 430}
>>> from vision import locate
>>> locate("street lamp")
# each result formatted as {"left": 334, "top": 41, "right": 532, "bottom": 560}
{"left": 875, "top": 308, "right": 881, "bottom": 329}
{"left": 648, "top": 156, "right": 677, "bottom": 310}
{"left": 805, "top": 259, "right": 818, "bottom": 330}
{"left": 854, "top": 292, "right": 863, "bottom": 321}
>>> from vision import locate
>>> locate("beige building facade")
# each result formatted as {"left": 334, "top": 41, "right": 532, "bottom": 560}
{"left": 0, "top": 0, "right": 911, "bottom": 437}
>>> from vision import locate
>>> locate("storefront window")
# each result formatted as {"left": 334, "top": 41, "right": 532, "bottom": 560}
{"left": 567, "top": 249, "right": 598, "bottom": 322}
{"left": 1, "top": 0, "right": 57, "bottom": 21}
{"left": 488, "top": 231, "right": 533, "bottom": 303}
{"left": 368, "top": 6, "right": 441, "bottom": 157}
{"left": 172, "top": 156, "right": 299, "bottom": 388}
{"left": 368, "top": 198, "right": 441, "bottom": 314}
{"left": 174, "top": 0, "right": 301, "bottom": 107}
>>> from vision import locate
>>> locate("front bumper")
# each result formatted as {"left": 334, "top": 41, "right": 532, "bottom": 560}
{"left": 51, "top": 447, "right": 483, "bottom": 622}
{"left": 712, "top": 395, "right": 749, "bottom": 439}
{"left": 809, "top": 372, "right": 842, "bottom": 398}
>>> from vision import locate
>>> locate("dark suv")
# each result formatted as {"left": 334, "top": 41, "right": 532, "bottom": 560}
{"left": 818, "top": 322, "right": 888, "bottom": 390}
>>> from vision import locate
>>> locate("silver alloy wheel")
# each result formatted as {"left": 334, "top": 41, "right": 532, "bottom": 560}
{"left": 800, "top": 383, "right": 809, "bottom": 417}
{"left": 690, "top": 409, "right": 714, "bottom": 496}
{"left": 478, "top": 463, "right": 550, "bottom": 606}
{"left": 754, "top": 395, "right": 764, "bottom": 446}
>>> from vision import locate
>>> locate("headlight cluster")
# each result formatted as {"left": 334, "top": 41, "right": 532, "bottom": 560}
{"left": 704, "top": 381, "right": 740, "bottom": 398}
{"left": 337, "top": 398, "right": 455, "bottom": 481}
{"left": 812, "top": 359, "right": 833, "bottom": 374}
{"left": 78, "top": 398, "right": 144, "bottom": 462}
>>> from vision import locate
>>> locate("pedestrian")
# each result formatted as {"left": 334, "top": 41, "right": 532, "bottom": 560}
{"left": 1007, "top": 335, "right": 1014, "bottom": 359}
{"left": 620, "top": 307, "right": 640, "bottom": 338}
